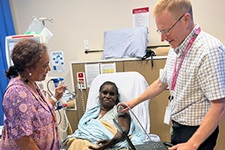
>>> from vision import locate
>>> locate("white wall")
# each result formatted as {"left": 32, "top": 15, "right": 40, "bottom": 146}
{"left": 9, "top": 0, "right": 225, "bottom": 91}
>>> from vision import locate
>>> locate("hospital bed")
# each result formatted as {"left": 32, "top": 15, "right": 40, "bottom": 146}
{"left": 62, "top": 71, "right": 171, "bottom": 149}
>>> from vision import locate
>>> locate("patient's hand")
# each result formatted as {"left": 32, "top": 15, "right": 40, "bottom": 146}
{"left": 88, "top": 140, "right": 110, "bottom": 150}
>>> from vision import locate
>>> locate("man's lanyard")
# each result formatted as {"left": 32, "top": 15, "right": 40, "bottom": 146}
{"left": 171, "top": 27, "right": 201, "bottom": 91}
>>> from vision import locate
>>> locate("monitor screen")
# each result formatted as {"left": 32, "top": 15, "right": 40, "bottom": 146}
{"left": 5, "top": 34, "right": 42, "bottom": 67}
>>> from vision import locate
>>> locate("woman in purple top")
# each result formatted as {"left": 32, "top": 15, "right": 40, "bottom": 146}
{"left": 1, "top": 39, "right": 66, "bottom": 150}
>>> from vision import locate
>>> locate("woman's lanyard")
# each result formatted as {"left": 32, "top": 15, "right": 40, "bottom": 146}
{"left": 170, "top": 27, "right": 201, "bottom": 92}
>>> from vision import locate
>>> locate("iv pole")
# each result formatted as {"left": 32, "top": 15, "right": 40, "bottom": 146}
{"left": 36, "top": 17, "right": 53, "bottom": 26}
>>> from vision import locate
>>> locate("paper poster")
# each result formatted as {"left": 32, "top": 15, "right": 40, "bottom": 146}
{"left": 85, "top": 63, "right": 100, "bottom": 87}
{"left": 50, "top": 50, "right": 65, "bottom": 72}
{"left": 132, "top": 7, "right": 149, "bottom": 29}
{"left": 100, "top": 63, "right": 116, "bottom": 74}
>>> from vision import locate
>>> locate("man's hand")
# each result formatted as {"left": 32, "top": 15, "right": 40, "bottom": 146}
{"left": 117, "top": 101, "right": 134, "bottom": 113}
{"left": 168, "top": 142, "right": 198, "bottom": 150}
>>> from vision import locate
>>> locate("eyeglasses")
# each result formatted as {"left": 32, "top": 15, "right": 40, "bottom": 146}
{"left": 157, "top": 14, "right": 185, "bottom": 35}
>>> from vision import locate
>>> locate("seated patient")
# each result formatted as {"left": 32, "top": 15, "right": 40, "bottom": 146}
{"left": 63, "top": 81, "right": 145, "bottom": 150}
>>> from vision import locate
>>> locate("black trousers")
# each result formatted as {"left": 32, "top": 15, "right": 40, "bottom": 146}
{"left": 171, "top": 120, "right": 219, "bottom": 150}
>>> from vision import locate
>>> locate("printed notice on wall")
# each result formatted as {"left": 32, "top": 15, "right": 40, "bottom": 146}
{"left": 85, "top": 63, "right": 100, "bottom": 88}
{"left": 50, "top": 50, "right": 65, "bottom": 72}
{"left": 132, "top": 7, "right": 149, "bottom": 29}
{"left": 100, "top": 63, "right": 116, "bottom": 74}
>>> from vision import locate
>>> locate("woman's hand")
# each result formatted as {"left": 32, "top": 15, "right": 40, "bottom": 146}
{"left": 54, "top": 84, "right": 67, "bottom": 100}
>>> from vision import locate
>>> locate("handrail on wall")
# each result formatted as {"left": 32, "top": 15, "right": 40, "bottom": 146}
{"left": 84, "top": 45, "right": 169, "bottom": 54}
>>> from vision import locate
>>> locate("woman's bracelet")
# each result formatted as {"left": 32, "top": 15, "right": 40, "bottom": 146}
{"left": 51, "top": 95, "right": 58, "bottom": 103}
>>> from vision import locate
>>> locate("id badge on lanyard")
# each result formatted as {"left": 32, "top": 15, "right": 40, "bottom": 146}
{"left": 164, "top": 95, "right": 174, "bottom": 125}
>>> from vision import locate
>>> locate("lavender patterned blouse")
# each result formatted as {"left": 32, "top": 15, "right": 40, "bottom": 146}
{"left": 1, "top": 77, "right": 61, "bottom": 150}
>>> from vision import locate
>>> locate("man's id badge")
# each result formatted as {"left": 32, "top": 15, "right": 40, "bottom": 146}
{"left": 164, "top": 105, "right": 171, "bottom": 125}
{"left": 164, "top": 94, "right": 173, "bottom": 125}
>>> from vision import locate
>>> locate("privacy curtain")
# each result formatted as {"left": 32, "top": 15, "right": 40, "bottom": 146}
{"left": 0, "top": 0, "right": 15, "bottom": 125}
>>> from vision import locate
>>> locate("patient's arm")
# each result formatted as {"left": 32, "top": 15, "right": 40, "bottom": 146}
{"left": 89, "top": 111, "right": 131, "bottom": 150}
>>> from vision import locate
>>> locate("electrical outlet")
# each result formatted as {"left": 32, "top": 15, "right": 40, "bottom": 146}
{"left": 83, "top": 40, "right": 89, "bottom": 50}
